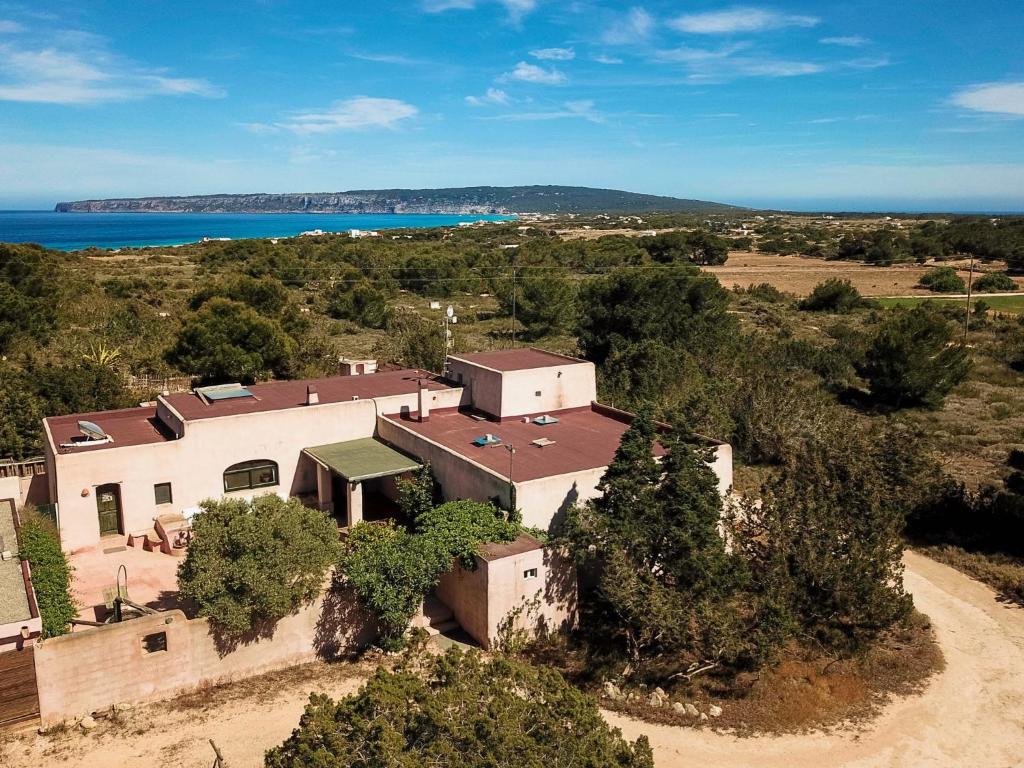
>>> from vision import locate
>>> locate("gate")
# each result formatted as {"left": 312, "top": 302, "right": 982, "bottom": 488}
{"left": 0, "top": 646, "right": 39, "bottom": 729}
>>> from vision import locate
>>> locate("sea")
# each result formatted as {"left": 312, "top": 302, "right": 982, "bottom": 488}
{"left": 0, "top": 211, "right": 517, "bottom": 251}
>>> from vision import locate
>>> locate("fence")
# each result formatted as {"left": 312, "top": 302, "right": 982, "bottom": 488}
{"left": 0, "top": 457, "right": 45, "bottom": 479}
{"left": 125, "top": 374, "right": 192, "bottom": 395}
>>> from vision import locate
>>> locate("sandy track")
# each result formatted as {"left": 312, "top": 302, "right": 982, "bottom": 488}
{"left": 5, "top": 551, "right": 1023, "bottom": 767}
{"left": 608, "top": 551, "right": 1024, "bottom": 767}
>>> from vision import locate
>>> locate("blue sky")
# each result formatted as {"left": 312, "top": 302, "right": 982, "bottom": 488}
{"left": 0, "top": 1, "right": 1021, "bottom": 211}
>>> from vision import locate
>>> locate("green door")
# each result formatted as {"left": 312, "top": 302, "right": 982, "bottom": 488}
{"left": 96, "top": 484, "right": 122, "bottom": 536}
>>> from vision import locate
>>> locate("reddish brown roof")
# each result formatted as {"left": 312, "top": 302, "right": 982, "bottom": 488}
{"left": 384, "top": 405, "right": 665, "bottom": 482}
{"left": 477, "top": 533, "right": 544, "bottom": 562}
{"left": 163, "top": 370, "right": 454, "bottom": 421}
{"left": 46, "top": 407, "right": 174, "bottom": 455}
{"left": 451, "top": 348, "right": 587, "bottom": 372}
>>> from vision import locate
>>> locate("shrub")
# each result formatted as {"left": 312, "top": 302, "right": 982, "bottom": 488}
{"left": 177, "top": 495, "right": 341, "bottom": 637}
{"left": 18, "top": 511, "right": 76, "bottom": 637}
{"left": 798, "top": 279, "right": 866, "bottom": 313}
{"left": 973, "top": 272, "right": 1018, "bottom": 293}
{"left": 265, "top": 647, "right": 654, "bottom": 768}
{"left": 919, "top": 266, "right": 965, "bottom": 293}
{"left": 857, "top": 305, "right": 971, "bottom": 408}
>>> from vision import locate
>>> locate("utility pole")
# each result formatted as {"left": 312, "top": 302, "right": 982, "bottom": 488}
{"left": 443, "top": 305, "right": 457, "bottom": 373}
{"left": 504, "top": 442, "right": 516, "bottom": 516}
{"left": 510, "top": 261, "right": 518, "bottom": 348}
{"left": 963, "top": 255, "right": 976, "bottom": 343}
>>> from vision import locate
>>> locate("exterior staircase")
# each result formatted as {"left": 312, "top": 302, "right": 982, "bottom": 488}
{"left": 127, "top": 513, "right": 190, "bottom": 557}
{"left": 420, "top": 594, "right": 460, "bottom": 636}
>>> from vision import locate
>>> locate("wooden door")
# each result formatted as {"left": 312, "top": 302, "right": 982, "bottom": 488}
{"left": 96, "top": 484, "right": 122, "bottom": 536}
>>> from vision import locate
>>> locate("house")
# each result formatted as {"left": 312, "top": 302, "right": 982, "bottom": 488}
{"left": 42, "top": 348, "right": 732, "bottom": 553}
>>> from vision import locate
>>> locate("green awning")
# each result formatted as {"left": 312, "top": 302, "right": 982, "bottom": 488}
{"left": 303, "top": 438, "right": 421, "bottom": 482}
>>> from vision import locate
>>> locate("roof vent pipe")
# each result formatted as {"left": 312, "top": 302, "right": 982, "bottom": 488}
{"left": 306, "top": 385, "right": 319, "bottom": 406}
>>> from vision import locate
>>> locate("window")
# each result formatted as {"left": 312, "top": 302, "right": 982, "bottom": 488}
{"left": 154, "top": 482, "right": 173, "bottom": 505}
{"left": 534, "top": 390, "right": 542, "bottom": 397}
{"left": 223, "top": 460, "right": 279, "bottom": 492}
{"left": 141, "top": 631, "right": 167, "bottom": 653}
{"left": 523, "top": 568, "right": 538, "bottom": 580}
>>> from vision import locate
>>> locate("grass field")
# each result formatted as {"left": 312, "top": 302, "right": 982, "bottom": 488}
{"left": 876, "top": 294, "right": 1024, "bottom": 314}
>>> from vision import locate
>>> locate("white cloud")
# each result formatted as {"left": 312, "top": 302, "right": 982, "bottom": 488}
{"left": 465, "top": 87, "right": 511, "bottom": 106}
{"left": 276, "top": 97, "right": 419, "bottom": 134}
{"left": 0, "top": 20, "right": 24, "bottom": 33}
{"left": 669, "top": 7, "right": 819, "bottom": 34}
{"left": 0, "top": 39, "right": 223, "bottom": 104}
{"left": 499, "top": 61, "right": 566, "bottom": 85}
{"left": 820, "top": 35, "right": 868, "bottom": 47}
{"left": 482, "top": 99, "right": 603, "bottom": 122}
{"left": 422, "top": 0, "right": 536, "bottom": 22}
{"left": 530, "top": 47, "right": 575, "bottom": 61}
{"left": 951, "top": 82, "right": 1024, "bottom": 117}
{"left": 602, "top": 7, "right": 654, "bottom": 45}
{"left": 593, "top": 54, "right": 623, "bottom": 64}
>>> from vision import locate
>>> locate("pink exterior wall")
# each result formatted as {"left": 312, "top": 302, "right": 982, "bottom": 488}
{"left": 32, "top": 586, "right": 376, "bottom": 724}
{"left": 495, "top": 364, "right": 597, "bottom": 419}
{"left": 444, "top": 357, "right": 596, "bottom": 420}
{"left": 513, "top": 467, "right": 607, "bottom": 532}
{"left": 436, "top": 547, "right": 577, "bottom": 650}
{"left": 48, "top": 398, "right": 382, "bottom": 552}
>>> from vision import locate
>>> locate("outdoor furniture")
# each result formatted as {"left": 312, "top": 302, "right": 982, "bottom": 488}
{"left": 472, "top": 434, "right": 502, "bottom": 447}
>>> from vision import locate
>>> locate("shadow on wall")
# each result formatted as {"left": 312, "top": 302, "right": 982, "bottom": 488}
{"left": 314, "top": 577, "right": 380, "bottom": 659}
{"left": 544, "top": 547, "right": 578, "bottom": 632}
{"left": 548, "top": 482, "right": 581, "bottom": 536}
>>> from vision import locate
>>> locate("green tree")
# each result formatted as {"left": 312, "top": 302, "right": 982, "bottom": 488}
{"left": 373, "top": 310, "right": 447, "bottom": 372}
{"left": 327, "top": 278, "right": 391, "bottom": 329}
{"left": 730, "top": 418, "right": 914, "bottom": 651}
{"left": 167, "top": 298, "right": 296, "bottom": 384}
{"left": 973, "top": 272, "right": 1018, "bottom": 292}
{"left": 919, "top": 266, "right": 965, "bottom": 293}
{"left": 34, "top": 362, "right": 133, "bottom": 416}
{"left": 177, "top": 495, "right": 341, "bottom": 637}
{"left": 577, "top": 265, "right": 733, "bottom": 367}
{"left": 395, "top": 464, "right": 436, "bottom": 522}
{"left": 564, "top": 411, "right": 746, "bottom": 664}
{"left": 265, "top": 647, "right": 654, "bottom": 768}
{"left": 0, "top": 369, "right": 45, "bottom": 459}
{"left": 798, "top": 279, "right": 867, "bottom": 313}
{"left": 858, "top": 305, "right": 971, "bottom": 408}
{"left": 496, "top": 267, "right": 577, "bottom": 339}
{"left": 189, "top": 275, "right": 290, "bottom": 316}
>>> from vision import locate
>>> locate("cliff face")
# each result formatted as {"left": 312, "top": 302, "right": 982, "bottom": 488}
{"left": 55, "top": 186, "right": 738, "bottom": 215}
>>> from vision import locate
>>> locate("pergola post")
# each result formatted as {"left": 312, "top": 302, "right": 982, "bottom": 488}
{"left": 316, "top": 464, "right": 332, "bottom": 512}
{"left": 347, "top": 481, "right": 363, "bottom": 527}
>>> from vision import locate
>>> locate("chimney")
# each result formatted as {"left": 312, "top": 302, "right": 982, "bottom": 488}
{"left": 418, "top": 385, "right": 431, "bottom": 422}
{"left": 306, "top": 384, "right": 319, "bottom": 406}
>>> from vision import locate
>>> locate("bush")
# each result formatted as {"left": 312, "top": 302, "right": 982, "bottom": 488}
{"left": 177, "top": 495, "right": 341, "bottom": 637}
{"left": 857, "top": 305, "right": 971, "bottom": 408}
{"left": 18, "top": 511, "right": 76, "bottom": 637}
{"left": 265, "top": 647, "right": 654, "bottom": 768}
{"left": 798, "top": 279, "right": 866, "bottom": 313}
{"left": 973, "top": 272, "right": 1018, "bottom": 293}
{"left": 919, "top": 266, "right": 965, "bottom": 293}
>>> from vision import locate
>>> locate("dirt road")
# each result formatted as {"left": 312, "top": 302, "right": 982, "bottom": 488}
{"left": 609, "top": 551, "right": 1024, "bottom": 767}
{"left": 4, "top": 551, "right": 1022, "bottom": 767}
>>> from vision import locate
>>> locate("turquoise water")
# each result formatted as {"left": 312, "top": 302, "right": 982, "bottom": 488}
{"left": 0, "top": 211, "right": 516, "bottom": 251}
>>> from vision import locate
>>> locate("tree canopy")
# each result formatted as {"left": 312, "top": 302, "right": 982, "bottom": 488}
{"left": 177, "top": 495, "right": 341, "bottom": 636}
{"left": 265, "top": 647, "right": 653, "bottom": 768}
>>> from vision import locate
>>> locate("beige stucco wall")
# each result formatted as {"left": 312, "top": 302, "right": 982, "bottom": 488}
{"left": 49, "top": 398, "right": 382, "bottom": 552}
{"left": 377, "top": 418, "right": 512, "bottom": 510}
{"left": 495, "top": 364, "right": 597, "bottom": 419}
{"left": 445, "top": 358, "right": 502, "bottom": 417}
{"left": 514, "top": 467, "right": 607, "bottom": 533}
{"left": 33, "top": 585, "right": 376, "bottom": 724}
{"left": 437, "top": 547, "right": 577, "bottom": 650}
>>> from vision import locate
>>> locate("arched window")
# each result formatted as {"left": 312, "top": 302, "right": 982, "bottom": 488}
{"left": 223, "top": 460, "right": 279, "bottom": 492}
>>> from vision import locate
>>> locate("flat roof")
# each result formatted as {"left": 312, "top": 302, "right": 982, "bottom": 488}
{"left": 478, "top": 533, "right": 544, "bottom": 562}
{"left": 450, "top": 348, "right": 587, "bottom": 372}
{"left": 384, "top": 405, "right": 665, "bottom": 482}
{"left": 46, "top": 407, "right": 175, "bottom": 455}
{"left": 164, "top": 369, "right": 453, "bottom": 421}
{"left": 303, "top": 438, "right": 421, "bottom": 482}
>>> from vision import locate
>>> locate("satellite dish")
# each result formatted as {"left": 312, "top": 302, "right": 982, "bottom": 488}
{"left": 78, "top": 420, "right": 107, "bottom": 441}
{"left": 446, "top": 305, "right": 454, "bottom": 318}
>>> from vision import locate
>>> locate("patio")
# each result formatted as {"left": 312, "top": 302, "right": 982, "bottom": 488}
{"left": 69, "top": 541, "right": 187, "bottom": 624}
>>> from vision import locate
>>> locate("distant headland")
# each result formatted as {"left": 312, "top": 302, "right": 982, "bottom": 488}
{"left": 55, "top": 185, "right": 740, "bottom": 216}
